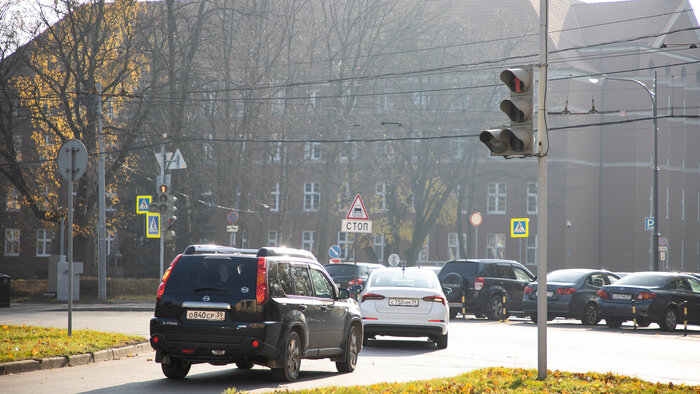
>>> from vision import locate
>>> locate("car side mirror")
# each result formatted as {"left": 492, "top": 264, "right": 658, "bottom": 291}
{"left": 442, "top": 287, "right": 452, "bottom": 295}
{"left": 338, "top": 288, "right": 351, "bottom": 299}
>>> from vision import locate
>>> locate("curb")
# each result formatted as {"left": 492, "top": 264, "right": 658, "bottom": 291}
{"left": 0, "top": 342, "right": 152, "bottom": 375}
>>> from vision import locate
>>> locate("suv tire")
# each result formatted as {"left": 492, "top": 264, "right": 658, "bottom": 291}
{"left": 236, "top": 361, "right": 254, "bottom": 369}
{"left": 272, "top": 331, "right": 302, "bottom": 381}
{"left": 487, "top": 294, "right": 507, "bottom": 321}
{"left": 336, "top": 324, "right": 360, "bottom": 373}
{"left": 433, "top": 333, "right": 448, "bottom": 349}
{"left": 161, "top": 359, "right": 191, "bottom": 379}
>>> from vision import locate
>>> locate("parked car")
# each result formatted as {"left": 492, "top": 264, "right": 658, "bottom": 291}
{"left": 597, "top": 271, "right": 700, "bottom": 331}
{"left": 359, "top": 267, "right": 449, "bottom": 349}
{"left": 522, "top": 269, "right": 620, "bottom": 325}
{"left": 150, "top": 246, "right": 362, "bottom": 381}
{"left": 438, "top": 259, "right": 535, "bottom": 320}
{"left": 323, "top": 262, "right": 384, "bottom": 290}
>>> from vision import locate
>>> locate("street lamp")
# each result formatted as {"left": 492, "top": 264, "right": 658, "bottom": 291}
{"left": 589, "top": 73, "right": 659, "bottom": 271}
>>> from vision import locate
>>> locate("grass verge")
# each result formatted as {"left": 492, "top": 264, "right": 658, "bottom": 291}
{"left": 228, "top": 367, "right": 698, "bottom": 393}
{"left": 0, "top": 325, "right": 145, "bottom": 363}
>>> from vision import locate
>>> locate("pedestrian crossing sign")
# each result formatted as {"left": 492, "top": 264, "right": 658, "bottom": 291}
{"left": 511, "top": 218, "right": 529, "bottom": 238}
{"left": 137, "top": 195, "right": 152, "bottom": 214}
{"left": 146, "top": 213, "right": 160, "bottom": 238}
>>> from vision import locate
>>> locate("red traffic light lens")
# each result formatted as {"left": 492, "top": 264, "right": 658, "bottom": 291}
{"left": 159, "top": 185, "right": 168, "bottom": 193}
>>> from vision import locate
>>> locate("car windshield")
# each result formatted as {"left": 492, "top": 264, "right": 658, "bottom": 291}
{"left": 614, "top": 273, "right": 667, "bottom": 287}
{"left": 369, "top": 269, "right": 438, "bottom": 288}
{"left": 547, "top": 270, "right": 586, "bottom": 283}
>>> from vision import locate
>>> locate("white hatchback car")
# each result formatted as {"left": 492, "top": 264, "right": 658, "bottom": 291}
{"left": 359, "top": 267, "right": 449, "bottom": 349}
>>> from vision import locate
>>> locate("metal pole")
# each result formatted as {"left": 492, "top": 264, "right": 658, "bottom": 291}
{"left": 652, "top": 71, "right": 659, "bottom": 271}
{"left": 67, "top": 147, "right": 74, "bottom": 336}
{"left": 159, "top": 144, "right": 166, "bottom": 279}
{"left": 536, "top": 0, "right": 549, "bottom": 381}
{"left": 97, "top": 83, "right": 106, "bottom": 300}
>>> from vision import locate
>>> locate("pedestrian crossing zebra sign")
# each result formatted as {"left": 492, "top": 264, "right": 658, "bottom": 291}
{"left": 146, "top": 213, "right": 161, "bottom": 238}
{"left": 511, "top": 218, "right": 529, "bottom": 238}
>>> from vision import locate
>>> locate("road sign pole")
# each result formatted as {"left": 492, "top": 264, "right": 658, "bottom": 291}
{"left": 159, "top": 144, "right": 166, "bottom": 279}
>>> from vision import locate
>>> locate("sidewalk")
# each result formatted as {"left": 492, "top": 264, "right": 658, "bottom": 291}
{"left": 6, "top": 300, "right": 154, "bottom": 312}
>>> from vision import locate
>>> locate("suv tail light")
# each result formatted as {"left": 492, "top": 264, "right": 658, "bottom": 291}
{"left": 597, "top": 289, "right": 609, "bottom": 299}
{"left": 157, "top": 254, "right": 182, "bottom": 301}
{"left": 524, "top": 286, "right": 534, "bottom": 295}
{"left": 348, "top": 278, "right": 363, "bottom": 285}
{"left": 636, "top": 291, "right": 656, "bottom": 301}
{"left": 556, "top": 287, "right": 577, "bottom": 295}
{"left": 422, "top": 295, "right": 446, "bottom": 305}
{"left": 474, "top": 277, "right": 484, "bottom": 291}
{"left": 361, "top": 293, "right": 385, "bottom": 303}
{"left": 256, "top": 257, "right": 269, "bottom": 305}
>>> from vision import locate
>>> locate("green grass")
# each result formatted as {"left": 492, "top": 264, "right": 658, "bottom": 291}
{"left": 0, "top": 325, "right": 145, "bottom": 363}
{"left": 225, "top": 367, "right": 699, "bottom": 393}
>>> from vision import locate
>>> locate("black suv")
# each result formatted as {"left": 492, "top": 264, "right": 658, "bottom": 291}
{"left": 323, "top": 262, "right": 384, "bottom": 289}
{"left": 150, "top": 246, "right": 362, "bottom": 381}
{"left": 437, "top": 259, "right": 535, "bottom": 320}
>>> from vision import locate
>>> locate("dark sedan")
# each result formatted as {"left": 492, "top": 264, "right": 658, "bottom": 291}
{"left": 523, "top": 269, "right": 620, "bottom": 325}
{"left": 597, "top": 272, "right": 700, "bottom": 331}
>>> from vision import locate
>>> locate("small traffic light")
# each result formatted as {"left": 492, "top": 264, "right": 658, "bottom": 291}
{"left": 149, "top": 184, "right": 177, "bottom": 217}
{"left": 480, "top": 66, "right": 535, "bottom": 157}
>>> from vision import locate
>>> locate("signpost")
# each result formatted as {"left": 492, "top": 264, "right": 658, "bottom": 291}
{"left": 329, "top": 245, "right": 341, "bottom": 264}
{"left": 341, "top": 194, "right": 372, "bottom": 285}
{"left": 56, "top": 139, "right": 88, "bottom": 336}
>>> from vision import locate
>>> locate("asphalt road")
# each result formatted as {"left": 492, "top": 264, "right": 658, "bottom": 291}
{"left": 1, "top": 303, "right": 700, "bottom": 393}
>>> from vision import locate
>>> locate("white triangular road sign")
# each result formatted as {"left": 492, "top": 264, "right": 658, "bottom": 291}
{"left": 138, "top": 198, "right": 149, "bottom": 211}
{"left": 514, "top": 222, "right": 526, "bottom": 234}
{"left": 346, "top": 194, "right": 369, "bottom": 220}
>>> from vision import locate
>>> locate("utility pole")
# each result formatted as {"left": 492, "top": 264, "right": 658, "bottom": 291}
{"left": 536, "top": 0, "right": 549, "bottom": 381}
{"left": 97, "top": 83, "right": 106, "bottom": 301}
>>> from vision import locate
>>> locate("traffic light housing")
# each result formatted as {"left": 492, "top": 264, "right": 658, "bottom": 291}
{"left": 150, "top": 184, "right": 177, "bottom": 219}
{"left": 480, "top": 66, "right": 535, "bottom": 157}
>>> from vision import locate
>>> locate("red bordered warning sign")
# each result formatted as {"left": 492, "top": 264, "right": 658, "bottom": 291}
{"left": 345, "top": 194, "right": 369, "bottom": 220}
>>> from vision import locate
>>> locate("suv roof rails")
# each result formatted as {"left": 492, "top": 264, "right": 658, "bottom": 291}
{"left": 183, "top": 244, "right": 258, "bottom": 255}
{"left": 257, "top": 247, "right": 317, "bottom": 261}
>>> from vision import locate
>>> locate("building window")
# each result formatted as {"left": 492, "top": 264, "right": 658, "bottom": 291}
{"left": 267, "top": 142, "right": 282, "bottom": 163}
{"left": 303, "top": 182, "right": 320, "bottom": 211}
{"left": 306, "top": 89, "right": 317, "bottom": 111}
{"left": 36, "top": 229, "right": 51, "bottom": 257}
{"left": 268, "top": 230, "right": 278, "bottom": 247}
{"left": 417, "top": 235, "right": 429, "bottom": 262}
{"left": 338, "top": 232, "right": 354, "bottom": 260}
{"left": 448, "top": 233, "right": 466, "bottom": 260}
{"left": 106, "top": 229, "right": 116, "bottom": 255}
{"left": 241, "top": 230, "right": 248, "bottom": 249}
{"left": 373, "top": 234, "right": 384, "bottom": 262}
{"left": 5, "top": 187, "right": 21, "bottom": 212}
{"left": 527, "top": 182, "right": 538, "bottom": 214}
{"left": 339, "top": 182, "right": 352, "bottom": 212}
{"left": 304, "top": 142, "right": 321, "bottom": 161}
{"left": 270, "top": 183, "right": 280, "bottom": 212}
{"left": 273, "top": 90, "right": 285, "bottom": 113}
{"left": 339, "top": 141, "right": 357, "bottom": 162}
{"left": 486, "top": 233, "right": 505, "bottom": 259}
{"left": 302, "top": 231, "right": 315, "bottom": 252}
{"left": 487, "top": 183, "right": 506, "bottom": 214}
{"left": 4, "top": 228, "right": 20, "bottom": 256}
{"left": 376, "top": 95, "right": 393, "bottom": 111}
{"left": 375, "top": 182, "right": 387, "bottom": 212}
{"left": 526, "top": 235, "right": 538, "bottom": 266}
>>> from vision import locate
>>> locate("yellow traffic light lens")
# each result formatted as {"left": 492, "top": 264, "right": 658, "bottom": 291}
{"left": 159, "top": 185, "right": 168, "bottom": 193}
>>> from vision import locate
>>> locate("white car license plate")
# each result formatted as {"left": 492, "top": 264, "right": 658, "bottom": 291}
{"left": 612, "top": 293, "right": 632, "bottom": 300}
{"left": 546, "top": 291, "right": 553, "bottom": 297}
{"left": 186, "top": 310, "right": 226, "bottom": 321}
{"left": 389, "top": 298, "right": 418, "bottom": 307}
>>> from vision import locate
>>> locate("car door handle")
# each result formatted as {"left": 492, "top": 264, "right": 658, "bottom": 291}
{"left": 298, "top": 304, "right": 307, "bottom": 312}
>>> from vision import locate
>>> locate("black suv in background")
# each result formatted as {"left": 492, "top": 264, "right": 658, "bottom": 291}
{"left": 323, "top": 262, "right": 384, "bottom": 290}
{"left": 438, "top": 259, "right": 535, "bottom": 320}
{"left": 150, "top": 246, "right": 362, "bottom": 381}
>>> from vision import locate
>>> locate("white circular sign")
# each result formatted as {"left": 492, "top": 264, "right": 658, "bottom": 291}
{"left": 387, "top": 253, "right": 400, "bottom": 267}
{"left": 469, "top": 211, "right": 483, "bottom": 227}
{"left": 56, "top": 139, "right": 88, "bottom": 182}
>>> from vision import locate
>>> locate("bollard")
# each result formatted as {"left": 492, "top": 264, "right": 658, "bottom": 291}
{"left": 683, "top": 302, "right": 688, "bottom": 337}
{"left": 632, "top": 300, "right": 637, "bottom": 330}
{"left": 461, "top": 290, "right": 466, "bottom": 319}
{"left": 501, "top": 294, "right": 507, "bottom": 322}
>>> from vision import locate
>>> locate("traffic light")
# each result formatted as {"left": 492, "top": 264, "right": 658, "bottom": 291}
{"left": 480, "top": 66, "right": 535, "bottom": 157}
{"left": 150, "top": 184, "right": 177, "bottom": 218}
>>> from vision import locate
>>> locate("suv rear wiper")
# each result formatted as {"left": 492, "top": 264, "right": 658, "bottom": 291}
{"left": 193, "top": 287, "right": 227, "bottom": 292}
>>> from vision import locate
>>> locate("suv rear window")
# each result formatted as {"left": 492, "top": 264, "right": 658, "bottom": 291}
{"left": 439, "top": 261, "right": 479, "bottom": 278}
{"left": 166, "top": 256, "right": 256, "bottom": 293}
{"left": 325, "top": 265, "right": 355, "bottom": 276}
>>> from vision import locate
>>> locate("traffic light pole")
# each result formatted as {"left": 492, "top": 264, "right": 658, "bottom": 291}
{"left": 159, "top": 144, "right": 166, "bottom": 279}
{"left": 536, "top": 0, "right": 549, "bottom": 381}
